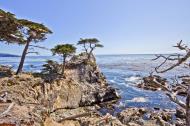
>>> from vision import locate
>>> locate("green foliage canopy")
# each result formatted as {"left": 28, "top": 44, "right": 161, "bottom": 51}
{"left": 77, "top": 38, "right": 104, "bottom": 54}
{"left": 18, "top": 19, "right": 52, "bottom": 42}
{"left": 0, "top": 9, "right": 52, "bottom": 44}
{"left": 51, "top": 44, "right": 76, "bottom": 75}
{"left": 77, "top": 38, "right": 100, "bottom": 45}
{"left": 0, "top": 9, "right": 24, "bottom": 43}
{"left": 51, "top": 44, "right": 76, "bottom": 56}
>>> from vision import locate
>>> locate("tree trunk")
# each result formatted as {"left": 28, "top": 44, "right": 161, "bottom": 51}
{"left": 186, "top": 86, "right": 190, "bottom": 126}
{"left": 62, "top": 55, "right": 67, "bottom": 76}
{"left": 83, "top": 43, "right": 88, "bottom": 53}
{"left": 16, "top": 38, "right": 31, "bottom": 75}
{"left": 88, "top": 44, "right": 94, "bottom": 60}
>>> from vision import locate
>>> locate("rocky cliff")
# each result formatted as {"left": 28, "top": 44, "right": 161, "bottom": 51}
{"left": 0, "top": 53, "right": 120, "bottom": 126}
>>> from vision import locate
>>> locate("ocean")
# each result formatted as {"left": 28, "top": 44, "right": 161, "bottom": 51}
{"left": 0, "top": 54, "right": 189, "bottom": 111}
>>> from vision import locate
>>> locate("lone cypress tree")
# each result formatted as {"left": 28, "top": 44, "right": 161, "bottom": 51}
{"left": 15, "top": 20, "right": 52, "bottom": 74}
{"left": 0, "top": 9, "right": 52, "bottom": 74}
{"left": 51, "top": 44, "right": 76, "bottom": 76}
{"left": 77, "top": 38, "right": 103, "bottom": 59}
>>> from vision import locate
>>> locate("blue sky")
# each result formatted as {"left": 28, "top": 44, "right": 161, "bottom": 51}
{"left": 0, "top": 0, "right": 190, "bottom": 55}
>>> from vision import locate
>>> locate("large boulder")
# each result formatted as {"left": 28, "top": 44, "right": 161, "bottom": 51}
{"left": 51, "top": 79, "right": 82, "bottom": 109}
{"left": 64, "top": 53, "right": 120, "bottom": 106}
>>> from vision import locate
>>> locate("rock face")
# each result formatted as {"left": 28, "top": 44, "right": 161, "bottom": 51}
{"left": 0, "top": 53, "right": 120, "bottom": 125}
{"left": 137, "top": 75, "right": 188, "bottom": 97}
{"left": 176, "top": 107, "right": 186, "bottom": 119}
{"left": 61, "top": 53, "right": 119, "bottom": 107}
{"left": 79, "top": 113, "right": 125, "bottom": 126}
{"left": 46, "top": 53, "right": 120, "bottom": 109}
{"left": 44, "top": 117, "right": 80, "bottom": 126}
{"left": 117, "top": 108, "right": 147, "bottom": 125}
{"left": 137, "top": 75, "right": 168, "bottom": 91}
{"left": 117, "top": 108, "right": 176, "bottom": 126}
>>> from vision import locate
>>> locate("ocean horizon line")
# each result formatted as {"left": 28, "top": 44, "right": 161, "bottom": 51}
{"left": 0, "top": 53, "right": 184, "bottom": 57}
{"left": 27, "top": 53, "right": 183, "bottom": 57}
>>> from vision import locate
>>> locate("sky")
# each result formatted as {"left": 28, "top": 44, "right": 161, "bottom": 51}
{"left": 0, "top": 0, "right": 190, "bottom": 55}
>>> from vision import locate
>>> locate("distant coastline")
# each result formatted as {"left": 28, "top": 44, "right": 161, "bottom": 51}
{"left": 0, "top": 53, "right": 19, "bottom": 57}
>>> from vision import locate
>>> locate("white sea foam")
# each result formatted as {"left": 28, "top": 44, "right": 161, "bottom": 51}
{"left": 115, "top": 101, "right": 125, "bottom": 108}
{"left": 127, "top": 97, "right": 148, "bottom": 103}
{"left": 34, "top": 70, "right": 41, "bottom": 73}
{"left": 109, "top": 80, "right": 115, "bottom": 83}
{"left": 125, "top": 76, "right": 142, "bottom": 85}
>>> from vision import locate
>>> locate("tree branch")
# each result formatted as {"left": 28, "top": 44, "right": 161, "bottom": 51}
{"left": 153, "top": 40, "right": 190, "bottom": 73}
{"left": 173, "top": 40, "right": 190, "bottom": 52}
{"left": 153, "top": 78, "right": 186, "bottom": 109}
{"left": 0, "top": 102, "right": 15, "bottom": 118}
{"left": 29, "top": 45, "right": 49, "bottom": 50}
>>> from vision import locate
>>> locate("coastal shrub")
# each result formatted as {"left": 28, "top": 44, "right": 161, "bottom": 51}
{"left": 42, "top": 60, "right": 60, "bottom": 75}
{"left": 51, "top": 44, "right": 76, "bottom": 76}
{"left": 41, "top": 60, "right": 61, "bottom": 82}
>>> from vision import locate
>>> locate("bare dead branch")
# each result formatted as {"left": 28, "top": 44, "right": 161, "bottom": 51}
{"left": 153, "top": 78, "right": 186, "bottom": 109}
{"left": 166, "top": 93, "right": 186, "bottom": 109}
{"left": 29, "top": 45, "right": 50, "bottom": 50}
{"left": 152, "top": 40, "right": 190, "bottom": 125}
{"left": 173, "top": 40, "right": 190, "bottom": 52}
{"left": 58, "top": 112, "right": 91, "bottom": 123}
{"left": 183, "top": 63, "right": 190, "bottom": 68}
{"left": 0, "top": 102, "right": 15, "bottom": 118}
{"left": 152, "top": 54, "right": 181, "bottom": 61}
{"left": 155, "top": 53, "right": 190, "bottom": 73}
{"left": 153, "top": 41, "right": 190, "bottom": 73}
{"left": 153, "top": 78, "right": 172, "bottom": 93}
{"left": 171, "top": 76, "right": 188, "bottom": 90}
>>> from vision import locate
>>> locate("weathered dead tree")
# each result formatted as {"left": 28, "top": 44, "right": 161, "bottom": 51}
{"left": 153, "top": 40, "right": 190, "bottom": 73}
{"left": 152, "top": 40, "right": 190, "bottom": 125}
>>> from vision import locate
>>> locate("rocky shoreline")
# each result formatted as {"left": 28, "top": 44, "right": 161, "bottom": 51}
{"left": 136, "top": 75, "right": 188, "bottom": 126}
{"left": 0, "top": 54, "right": 186, "bottom": 126}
